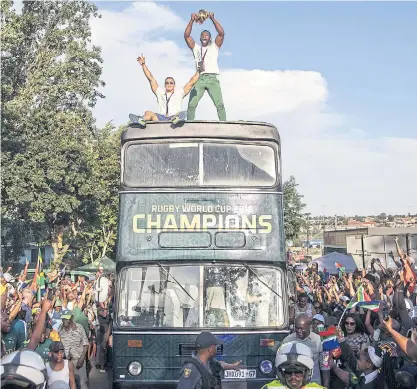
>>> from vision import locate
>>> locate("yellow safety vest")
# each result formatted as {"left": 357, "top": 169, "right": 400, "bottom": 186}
{"left": 261, "top": 380, "right": 326, "bottom": 389}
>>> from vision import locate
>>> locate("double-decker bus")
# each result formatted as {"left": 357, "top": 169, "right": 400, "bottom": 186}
{"left": 113, "top": 120, "right": 289, "bottom": 389}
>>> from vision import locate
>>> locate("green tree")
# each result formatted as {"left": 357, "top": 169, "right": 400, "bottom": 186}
{"left": 76, "top": 125, "right": 121, "bottom": 263}
{"left": 283, "top": 176, "right": 306, "bottom": 241}
{"left": 1, "top": 0, "right": 105, "bottom": 264}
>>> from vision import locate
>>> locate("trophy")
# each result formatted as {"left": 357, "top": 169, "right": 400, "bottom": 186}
{"left": 195, "top": 9, "right": 209, "bottom": 24}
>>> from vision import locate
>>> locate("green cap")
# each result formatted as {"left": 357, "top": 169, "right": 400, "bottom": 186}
{"left": 61, "top": 311, "right": 73, "bottom": 320}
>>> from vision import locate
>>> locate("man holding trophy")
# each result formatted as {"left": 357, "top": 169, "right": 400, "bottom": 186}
{"left": 184, "top": 11, "right": 226, "bottom": 121}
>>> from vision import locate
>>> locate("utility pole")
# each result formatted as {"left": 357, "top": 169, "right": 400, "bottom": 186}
{"left": 306, "top": 213, "right": 311, "bottom": 254}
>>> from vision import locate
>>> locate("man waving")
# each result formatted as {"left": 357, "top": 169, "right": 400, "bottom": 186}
{"left": 129, "top": 55, "right": 200, "bottom": 126}
{"left": 184, "top": 12, "right": 226, "bottom": 121}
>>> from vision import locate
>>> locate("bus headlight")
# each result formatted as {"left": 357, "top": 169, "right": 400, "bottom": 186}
{"left": 259, "top": 360, "right": 273, "bottom": 375}
{"left": 128, "top": 361, "right": 142, "bottom": 376}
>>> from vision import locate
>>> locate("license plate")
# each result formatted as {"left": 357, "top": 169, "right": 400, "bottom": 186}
{"left": 224, "top": 369, "right": 256, "bottom": 379}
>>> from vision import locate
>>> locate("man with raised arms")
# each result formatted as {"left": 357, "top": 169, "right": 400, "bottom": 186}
{"left": 184, "top": 12, "right": 226, "bottom": 121}
{"left": 129, "top": 55, "right": 200, "bottom": 126}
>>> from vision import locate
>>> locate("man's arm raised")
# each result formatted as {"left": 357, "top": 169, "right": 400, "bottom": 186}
{"left": 184, "top": 14, "right": 196, "bottom": 49}
{"left": 209, "top": 13, "right": 225, "bottom": 48}
{"left": 184, "top": 71, "right": 200, "bottom": 96}
{"left": 137, "top": 55, "right": 158, "bottom": 93}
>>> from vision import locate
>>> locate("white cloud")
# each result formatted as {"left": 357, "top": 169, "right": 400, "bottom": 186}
{"left": 12, "top": 0, "right": 23, "bottom": 14}
{"left": 91, "top": 2, "right": 417, "bottom": 216}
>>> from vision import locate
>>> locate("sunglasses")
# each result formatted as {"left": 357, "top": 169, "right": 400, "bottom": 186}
{"left": 283, "top": 370, "right": 305, "bottom": 377}
{"left": 165, "top": 81, "right": 174, "bottom": 85}
{"left": 345, "top": 321, "right": 356, "bottom": 326}
{"left": 52, "top": 349, "right": 65, "bottom": 353}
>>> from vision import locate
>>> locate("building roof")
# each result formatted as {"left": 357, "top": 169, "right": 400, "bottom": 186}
{"left": 324, "top": 226, "right": 417, "bottom": 235}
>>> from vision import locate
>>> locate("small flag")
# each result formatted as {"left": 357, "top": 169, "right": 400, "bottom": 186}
{"left": 319, "top": 327, "right": 340, "bottom": 351}
{"left": 33, "top": 249, "right": 45, "bottom": 301}
{"left": 347, "top": 286, "right": 367, "bottom": 308}
{"left": 335, "top": 262, "right": 346, "bottom": 274}
{"left": 356, "top": 301, "right": 381, "bottom": 312}
{"left": 347, "top": 286, "right": 381, "bottom": 311}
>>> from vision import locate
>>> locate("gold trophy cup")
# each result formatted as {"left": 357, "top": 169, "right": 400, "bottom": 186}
{"left": 195, "top": 9, "right": 209, "bottom": 24}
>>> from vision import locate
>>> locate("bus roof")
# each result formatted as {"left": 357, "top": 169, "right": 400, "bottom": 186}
{"left": 121, "top": 120, "right": 280, "bottom": 144}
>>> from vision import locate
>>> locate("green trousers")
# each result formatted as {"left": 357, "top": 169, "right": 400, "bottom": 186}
{"left": 187, "top": 74, "right": 226, "bottom": 121}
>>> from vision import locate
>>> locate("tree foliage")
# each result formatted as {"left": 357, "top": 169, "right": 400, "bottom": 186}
{"left": 283, "top": 176, "right": 306, "bottom": 242}
{"left": 76, "top": 125, "right": 121, "bottom": 263}
{"left": 1, "top": 0, "right": 115, "bottom": 265}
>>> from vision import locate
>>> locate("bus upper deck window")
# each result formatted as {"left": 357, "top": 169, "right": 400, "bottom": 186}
{"left": 124, "top": 141, "right": 277, "bottom": 188}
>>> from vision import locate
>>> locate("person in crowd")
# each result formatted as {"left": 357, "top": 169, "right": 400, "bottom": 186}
{"left": 176, "top": 331, "right": 242, "bottom": 389}
{"left": 1, "top": 308, "right": 11, "bottom": 357}
{"left": 50, "top": 298, "right": 64, "bottom": 331}
{"left": 96, "top": 299, "right": 112, "bottom": 373}
{"left": 262, "top": 341, "right": 326, "bottom": 389}
{"left": 35, "top": 326, "right": 53, "bottom": 362}
{"left": 46, "top": 341, "right": 76, "bottom": 389}
{"left": 282, "top": 313, "right": 330, "bottom": 387}
{"left": 289, "top": 293, "right": 315, "bottom": 324}
{"left": 184, "top": 12, "right": 226, "bottom": 121}
{"left": 129, "top": 54, "right": 200, "bottom": 126}
{"left": 341, "top": 313, "right": 370, "bottom": 356}
{"left": 395, "top": 371, "right": 416, "bottom": 389}
{"left": 312, "top": 314, "right": 326, "bottom": 334}
{"left": 59, "top": 311, "right": 89, "bottom": 389}
{"left": 335, "top": 325, "right": 396, "bottom": 389}
{"left": 313, "top": 302, "right": 328, "bottom": 318}
{"left": 1, "top": 349, "right": 48, "bottom": 388}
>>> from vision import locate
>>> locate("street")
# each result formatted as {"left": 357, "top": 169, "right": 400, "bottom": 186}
{"left": 90, "top": 366, "right": 112, "bottom": 389}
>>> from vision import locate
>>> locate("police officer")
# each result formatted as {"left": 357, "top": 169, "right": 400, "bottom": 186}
{"left": 261, "top": 342, "right": 325, "bottom": 389}
{"left": 177, "top": 331, "right": 242, "bottom": 389}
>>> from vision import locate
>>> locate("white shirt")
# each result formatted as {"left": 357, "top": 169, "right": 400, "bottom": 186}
{"left": 192, "top": 43, "right": 220, "bottom": 75}
{"left": 155, "top": 87, "right": 185, "bottom": 116}
{"left": 361, "top": 369, "right": 378, "bottom": 384}
{"left": 46, "top": 359, "right": 70, "bottom": 389}
{"left": 282, "top": 332, "right": 329, "bottom": 385}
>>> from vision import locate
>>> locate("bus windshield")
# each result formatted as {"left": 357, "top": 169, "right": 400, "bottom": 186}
{"left": 117, "top": 264, "right": 284, "bottom": 329}
{"left": 123, "top": 142, "right": 277, "bottom": 187}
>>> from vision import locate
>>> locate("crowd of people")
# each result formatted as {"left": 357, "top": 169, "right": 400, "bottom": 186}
{"left": 3, "top": 235, "right": 417, "bottom": 389}
{"left": 176, "top": 237, "right": 417, "bottom": 389}
{"left": 1, "top": 262, "right": 114, "bottom": 389}
{"left": 280, "top": 236, "right": 417, "bottom": 389}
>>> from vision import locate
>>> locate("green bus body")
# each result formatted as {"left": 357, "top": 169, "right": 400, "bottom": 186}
{"left": 113, "top": 121, "right": 290, "bottom": 389}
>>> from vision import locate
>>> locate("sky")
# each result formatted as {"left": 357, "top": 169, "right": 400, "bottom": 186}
{"left": 59, "top": 2, "right": 417, "bottom": 215}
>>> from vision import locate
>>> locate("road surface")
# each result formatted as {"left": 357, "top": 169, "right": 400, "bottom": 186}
{"left": 90, "top": 365, "right": 112, "bottom": 389}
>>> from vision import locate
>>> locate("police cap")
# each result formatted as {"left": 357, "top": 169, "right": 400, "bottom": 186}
{"left": 195, "top": 332, "right": 224, "bottom": 349}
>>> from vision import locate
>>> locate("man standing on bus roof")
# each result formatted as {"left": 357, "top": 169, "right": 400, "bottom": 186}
{"left": 177, "top": 331, "right": 242, "bottom": 389}
{"left": 184, "top": 13, "right": 226, "bottom": 121}
{"left": 129, "top": 54, "right": 200, "bottom": 127}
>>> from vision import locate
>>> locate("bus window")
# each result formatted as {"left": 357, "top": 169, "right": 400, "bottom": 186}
{"left": 203, "top": 266, "right": 283, "bottom": 328}
{"left": 117, "top": 265, "right": 284, "bottom": 329}
{"left": 123, "top": 142, "right": 277, "bottom": 187}
{"left": 118, "top": 266, "right": 200, "bottom": 328}
{"left": 124, "top": 143, "right": 199, "bottom": 187}
{"left": 202, "top": 143, "right": 276, "bottom": 186}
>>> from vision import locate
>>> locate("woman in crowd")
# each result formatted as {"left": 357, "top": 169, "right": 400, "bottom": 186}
{"left": 342, "top": 313, "right": 370, "bottom": 356}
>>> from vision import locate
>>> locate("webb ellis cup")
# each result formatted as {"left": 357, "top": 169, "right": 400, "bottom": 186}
{"left": 195, "top": 9, "right": 209, "bottom": 24}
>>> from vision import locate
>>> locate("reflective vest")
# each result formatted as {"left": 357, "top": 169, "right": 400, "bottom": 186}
{"left": 261, "top": 380, "right": 326, "bottom": 389}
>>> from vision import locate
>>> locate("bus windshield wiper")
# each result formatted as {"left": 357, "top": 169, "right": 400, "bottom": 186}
{"left": 243, "top": 262, "right": 282, "bottom": 299}
{"left": 156, "top": 262, "right": 195, "bottom": 301}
